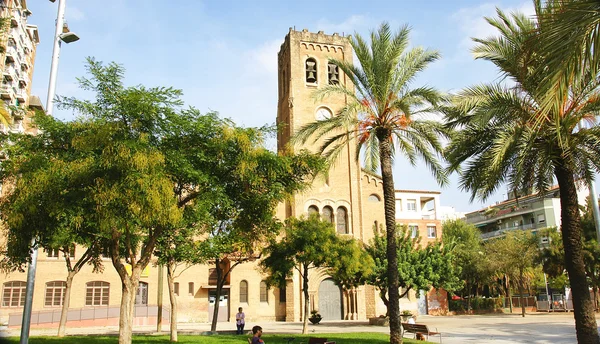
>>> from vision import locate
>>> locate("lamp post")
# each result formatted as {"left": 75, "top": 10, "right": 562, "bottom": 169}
{"left": 45, "top": 0, "right": 79, "bottom": 116}
{"left": 20, "top": 2, "right": 80, "bottom": 343}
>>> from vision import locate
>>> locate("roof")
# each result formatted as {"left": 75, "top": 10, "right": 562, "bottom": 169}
{"left": 395, "top": 189, "right": 441, "bottom": 195}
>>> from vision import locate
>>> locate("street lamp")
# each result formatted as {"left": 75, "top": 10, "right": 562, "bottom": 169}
{"left": 45, "top": 0, "right": 79, "bottom": 116}
{"left": 20, "top": 2, "right": 80, "bottom": 343}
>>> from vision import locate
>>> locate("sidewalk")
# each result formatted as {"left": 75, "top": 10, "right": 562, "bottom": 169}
{"left": 1, "top": 312, "right": 582, "bottom": 343}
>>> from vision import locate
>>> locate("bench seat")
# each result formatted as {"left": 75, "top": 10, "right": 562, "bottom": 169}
{"left": 401, "top": 322, "right": 442, "bottom": 343}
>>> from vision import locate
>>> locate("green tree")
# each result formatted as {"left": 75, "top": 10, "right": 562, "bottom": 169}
{"left": 441, "top": 219, "right": 487, "bottom": 309}
{"left": 443, "top": 5, "right": 600, "bottom": 341}
{"left": 0, "top": 113, "right": 104, "bottom": 338}
{"left": 292, "top": 22, "right": 447, "bottom": 344}
{"left": 365, "top": 226, "right": 460, "bottom": 315}
{"left": 155, "top": 112, "right": 323, "bottom": 337}
{"left": 484, "top": 231, "right": 540, "bottom": 317}
{"left": 260, "top": 215, "right": 366, "bottom": 334}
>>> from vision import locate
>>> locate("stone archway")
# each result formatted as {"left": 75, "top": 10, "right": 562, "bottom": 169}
{"left": 318, "top": 278, "right": 342, "bottom": 320}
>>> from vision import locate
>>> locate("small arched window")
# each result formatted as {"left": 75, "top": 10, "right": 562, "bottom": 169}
{"left": 308, "top": 205, "right": 319, "bottom": 216}
{"left": 322, "top": 206, "right": 334, "bottom": 223}
{"left": 305, "top": 58, "right": 317, "bottom": 83}
{"left": 328, "top": 63, "right": 339, "bottom": 85}
{"left": 260, "top": 281, "right": 268, "bottom": 303}
{"left": 368, "top": 194, "right": 381, "bottom": 202}
{"left": 135, "top": 282, "right": 148, "bottom": 305}
{"left": 337, "top": 207, "right": 348, "bottom": 234}
{"left": 3, "top": 281, "right": 26, "bottom": 307}
{"left": 240, "top": 280, "right": 248, "bottom": 303}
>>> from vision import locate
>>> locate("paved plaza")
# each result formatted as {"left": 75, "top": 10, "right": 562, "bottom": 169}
{"left": 0, "top": 312, "right": 589, "bottom": 343}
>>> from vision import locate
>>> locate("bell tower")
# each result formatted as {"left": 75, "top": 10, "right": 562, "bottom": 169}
{"left": 276, "top": 28, "right": 364, "bottom": 236}
{"left": 275, "top": 28, "right": 382, "bottom": 323}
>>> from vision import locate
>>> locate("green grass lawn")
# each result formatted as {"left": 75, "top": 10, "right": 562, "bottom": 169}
{"left": 1, "top": 332, "right": 432, "bottom": 343}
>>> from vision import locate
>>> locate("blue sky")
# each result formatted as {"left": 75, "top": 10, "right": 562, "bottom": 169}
{"left": 26, "top": 0, "right": 537, "bottom": 213}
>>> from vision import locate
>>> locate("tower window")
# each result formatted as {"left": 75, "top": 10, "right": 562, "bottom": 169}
{"left": 328, "top": 63, "right": 339, "bottom": 85}
{"left": 336, "top": 207, "right": 348, "bottom": 234}
{"left": 322, "top": 206, "right": 334, "bottom": 224}
{"left": 305, "top": 58, "right": 317, "bottom": 84}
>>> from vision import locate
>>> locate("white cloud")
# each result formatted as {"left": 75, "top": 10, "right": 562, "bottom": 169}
{"left": 66, "top": 6, "right": 85, "bottom": 22}
{"left": 451, "top": 1, "right": 534, "bottom": 57}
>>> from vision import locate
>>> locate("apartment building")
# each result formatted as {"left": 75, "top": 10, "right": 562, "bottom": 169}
{"left": 0, "top": 0, "right": 39, "bottom": 134}
{"left": 464, "top": 185, "right": 590, "bottom": 240}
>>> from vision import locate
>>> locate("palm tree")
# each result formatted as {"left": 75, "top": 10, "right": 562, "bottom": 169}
{"left": 293, "top": 22, "right": 447, "bottom": 344}
{"left": 536, "top": 0, "right": 600, "bottom": 113}
{"left": 444, "top": 6, "right": 600, "bottom": 343}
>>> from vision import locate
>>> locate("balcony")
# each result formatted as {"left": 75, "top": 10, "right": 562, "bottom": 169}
{"left": 18, "top": 77, "right": 26, "bottom": 88}
{"left": 0, "top": 86, "right": 13, "bottom": 100}
{"left": 15, "top": 89, "right": 26, "bottom": 103}
{"left": 3, "top": 69, "right": 14, "bottom": 81}
{"left": 480, "top": 223, "right": 539, "bottom": 240}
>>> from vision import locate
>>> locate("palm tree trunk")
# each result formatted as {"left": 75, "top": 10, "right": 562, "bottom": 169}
{"left": 554, "top": 161, "right": 600, "bottom": 344}
{"left": 167, "top": 262, "right": 178, "bottom": 342}
{"left": 377, "top": 134, "right": 401, "bottom": 344}
{"left": 57, "top": 272, "right": 75, "bottom": 337}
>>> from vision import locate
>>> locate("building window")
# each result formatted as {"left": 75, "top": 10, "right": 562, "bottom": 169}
{"left": 409, "top": 225, "right": 419, "bottom": 238}
{"left": 85, "top": 281, "right": 109, "bottom": 306}
{"left": 395, "top": 200, "right": 402, "bottom": 212}
{"left": 208, "top": 268, "right": 218, "bottom": 285}
{"left": 538, "top": 214, "right": 545, "bottom": 223}
{"left": 407, "top": 199, "right": 417, "bottom": 211}
{"left": 2, "top": 281, "right": 26, "bottom": 307}
{"left": 135, "top": 282, "right": 148, "bottom": 305}
{"left": 336, "top": 207, "right": 348, "bottom": 234}
{"left": 308, "top": 205, "right": 319, "bottom": 216}
{"left": 240, "top": 280, "right": 248, "bottom": 303}
{"left": 44, "top": 281, "right": 66, "bottom": 307}
{"left": 322, "top": 206, "right": 334, "bottom": 223}
{"left": 427, "top": 226, "right": 436, "bottom": 238}
{"left": 305, "top": 58, "right": 317, "bottom": 83}
{"left": 188, "top": 282, "right": 194, "bottom": 296}
{"left": 327, "top": 63, "right": 339, "bottom": 85}
{"left": 368, "top": 194, "right": 381, "bottom": 202}
{"left": 260, "top": 281, "right": 268, "bottom": 303}
{"left": 174, "top": 282, "right": 179, "bottom": 296}
{"left": 279, "top": 286, "right": 286, "bottom": 303}
{"left": 45, "top": 248, "right": 60, "bottom": 258}
{"left": 374, "top": 221, "right": 379, "bottom": 233}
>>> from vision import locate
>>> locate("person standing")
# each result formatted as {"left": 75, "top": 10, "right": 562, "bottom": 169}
{"left": 236, "top": 307, "right": 246, "bottom": 335}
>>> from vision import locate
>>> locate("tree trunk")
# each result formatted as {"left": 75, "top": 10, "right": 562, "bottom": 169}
{"left": 57, "top": 272, "right": 75, "bottom": 337}
{"left": 302, "top": 265, "right": 309, "bottom": 335}
{"left": 466, "top": 280, "right": 471, "bottom": 313}
{"left": 210, "top": 260, "right": 223, "bottom": 332}
{"left": 507, "top": 277, "right": 513, "bottom": 314}
{"left": 518, "top": 274, "right": 526, "bottom": 317}
{"left": 377, "top": 134, "right": 401, "bottom": 344}
{"left": 167, "top": 263, "right": 178, "bottom": 342}
{"left": 118, "top": 277, "right": 139, "bottom": 344}
{"left": 554, "top": 161, "right": 600, "bottom": 344}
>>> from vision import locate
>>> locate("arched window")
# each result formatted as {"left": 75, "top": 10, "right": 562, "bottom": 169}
{"left": 322, "top": 206, "right": 334, "bottom": 223}
{"left": 45, "top": 281, "right": 66, "bottom": 307}
{"left": 85, "top": 281, "right": 110, "bottom": 306}
{"left": 135, "top": 282, "right": 148, "bottom": 305}
{"left": 336, "top": 207, "right": 348, "bottom": 234}
{"left": 368, "top": 194, "right": 381, "bottom": 202}
{"left": 2, "top": 281, "right": 26, "bottom": 307}
{"left": 328, "top": 63, "right": 339, "bottom": 85}
{"left": 305, "top": 58, "right": 317, "bottom": 83}
{"left": 240, "top": 280, "right": 248, "bottom": 303}
{"left": 308, "top": 205, "right": 319, "bottom": 216}
{"left": 260, "top": 281, "right": 268, "bottom": 303}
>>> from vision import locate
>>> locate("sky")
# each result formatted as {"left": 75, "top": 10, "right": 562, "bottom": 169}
{"left": 25, "top": 0, "right": 540, "bottom": 213}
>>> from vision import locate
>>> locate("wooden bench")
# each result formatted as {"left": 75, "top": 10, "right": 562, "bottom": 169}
{"left": 402, "top": 322, "right": 442, "bottom": 343}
